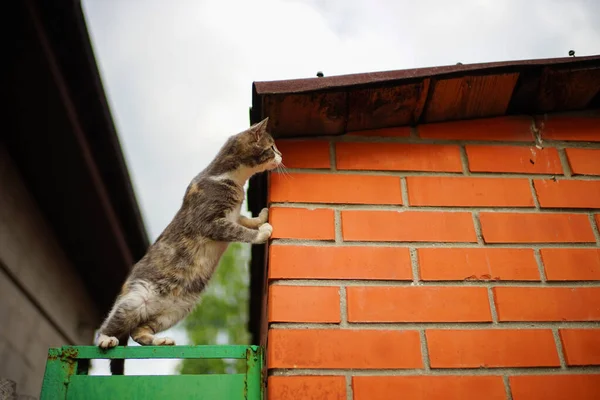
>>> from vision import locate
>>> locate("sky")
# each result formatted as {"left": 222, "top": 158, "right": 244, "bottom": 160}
{"left": 81, "top": 0, "right": 600, "bottom": 375}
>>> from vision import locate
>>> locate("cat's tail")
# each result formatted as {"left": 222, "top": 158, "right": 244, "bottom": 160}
{"left": 110, "top": 333, "right": 129, "bottom": 375}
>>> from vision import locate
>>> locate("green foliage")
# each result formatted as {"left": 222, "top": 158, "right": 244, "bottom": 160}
{"left": 179, "top": 242, "right": 251, "bottom": 375}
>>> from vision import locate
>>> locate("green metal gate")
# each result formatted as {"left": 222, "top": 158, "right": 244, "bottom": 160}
{"left": 40, "top": 345, "right": 263, "bottom": 400}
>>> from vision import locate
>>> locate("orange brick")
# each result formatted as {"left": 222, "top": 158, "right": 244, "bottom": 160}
{"left": 466, "top": 145, "right": 563, "bottom": 174}
{"left": 268, "top": 286, "right": 340, "bottom": 323}
{"left": 407, "top": 176, "right": 534, "bottom": 207}
{"left": 418, "top": 248, "right": 539, "bottom": 281}
{"left": 493, "top": 287, "right": 600, "bottom": 321}
{"left": 270, "top": 207, "right": 335, "bottom": 240}
{"left": 534, "top": 179, "right": 600, "bottom": 208}
{"left": 268, "top": 376, "right": 346, "bottom": 400}
{"left": 275, "top": 140, "right": 330, "bottom": 169}
{"left": 419, "top": 116, "right": 534, "bottom": 141}
{"left": 539, "top": 114, "right": 600, "bottom": 141}
{"left": 426, "top": 329, "right": 560, "bottom": 368}
{"left": 353, "top": 376, "right": 507, "bottom": 400}
{"left": 270, "top": 173, "right": 402, "bottom": 204}
{"left": 347, "top": 287, "right": 491, "bottom": 322}
{"left": 510, "top": 375, "right": 600, "bottom": 400}
{"left": 347, "top": 126, "right": 411, "bottom": 137}
{"left": 540, "top": 249, "right": 600, "bottom": 281}
{"left": 559, "top": 329, "right": 600, "bottom": 366}
{"left": 268, "top": 329, "right": 422, "bottom": 369}
{"left": 479, "top": 212, "right": 595, "bottom": 243}
{"left": 566, "top": 148, "right": 600, "bottom": 176}
{"left": 342, "top": 210, "right": 477, "bottom": 242}
{"left": 336, "top": 143, "right": 462, "bottom": 172}
{"left": 269, "top": 245, "right": 412, "bottom": 280}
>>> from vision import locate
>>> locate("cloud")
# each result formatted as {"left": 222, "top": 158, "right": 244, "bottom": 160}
{"left": 81, "top": 0, "right": 600, "bottom": 375}
{"left": 301, "top": 0, "right": 600, "bottom": 65}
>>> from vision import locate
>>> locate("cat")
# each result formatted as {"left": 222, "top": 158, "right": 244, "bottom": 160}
{"left": 95, "top": 117, "right": 281, "bottom": 374}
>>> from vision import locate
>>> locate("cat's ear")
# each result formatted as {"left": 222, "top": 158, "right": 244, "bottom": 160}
{"left": 251, "top": 117, "right": 269, "bottom": 141}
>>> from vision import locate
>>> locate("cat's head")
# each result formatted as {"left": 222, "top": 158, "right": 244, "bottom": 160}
{"left": 237, "top": 117, "right": 282, "bottom": 172}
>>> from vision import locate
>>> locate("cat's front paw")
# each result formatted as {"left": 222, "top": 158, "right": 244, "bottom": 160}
{"left": 254, "top": 223, "right": 273, "bottom": 243}
{"left": 258, "top": 208, "right": 269, "bottom": 224}
{"left": 259, "top": 222, "right": 273, "bottom": 235}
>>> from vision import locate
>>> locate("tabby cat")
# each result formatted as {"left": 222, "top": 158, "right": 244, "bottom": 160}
{"left": 95, "top": 118, "right": 281, "bottom": 374}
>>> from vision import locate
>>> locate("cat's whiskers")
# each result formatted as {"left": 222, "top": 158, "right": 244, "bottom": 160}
{"left": 276, "top": 162, "right": 292, "bottom": 180}
{"left": 281, "top": 162, "right": 293, "bottom": 179}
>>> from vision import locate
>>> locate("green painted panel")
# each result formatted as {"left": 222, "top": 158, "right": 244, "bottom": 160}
{"left": 66, "top": 375, "right": 246, "bottom": 400}
{"left": 70, "top": 345, "right": 250, "bottom": 360}
{"left": 39, "top": 349, "right": 72, "bottom": 400}
{"left": 245, "top": 347, "right": 262, "bottom": 400}
{"left": 40, "top": 345, "right": 264, "bottom": 399}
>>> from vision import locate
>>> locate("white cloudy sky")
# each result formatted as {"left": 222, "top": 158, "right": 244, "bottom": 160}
{"left": 81, "top": 0, "right": 600, "bottom": 375}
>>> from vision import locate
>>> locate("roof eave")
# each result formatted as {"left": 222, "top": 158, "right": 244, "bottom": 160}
{"left": 7, "top": 0, "right": 150, "bottom": 314}
{"left": 251, "top": 54, "right": 600, "bottom": 138}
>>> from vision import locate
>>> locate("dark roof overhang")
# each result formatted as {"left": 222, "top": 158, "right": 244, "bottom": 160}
{"left": 252, "top": 55, "right": 600, "bottom": 138}
{"left": 7, "top": 0, "right": 149, "bottom": 315}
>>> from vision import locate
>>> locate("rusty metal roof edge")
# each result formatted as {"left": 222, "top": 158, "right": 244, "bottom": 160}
{"left": 252, "top": 54, "right": 600, "bottom": 96}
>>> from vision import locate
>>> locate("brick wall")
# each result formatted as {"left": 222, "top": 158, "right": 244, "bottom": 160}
{"left": 0, "top": 143, "right": 98, "bottom": 397}
{"left": 264, "top": 114, "right": 600, "bottom": 400}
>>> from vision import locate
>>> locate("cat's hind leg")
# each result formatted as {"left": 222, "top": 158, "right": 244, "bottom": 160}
{"left": 97, "top": 334, "right": 119, "bottom": 349}
{"left": 96, "top": 299, "right": 131, "bottom": 349}
{"left": 130, "top": 310, "right": 184, "bottom": 346}
{"left": 131, "top": 324, "right": 176, "bottom": 346}
{"left": 96, "top": 281, "right": 153, "bottom": 349}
